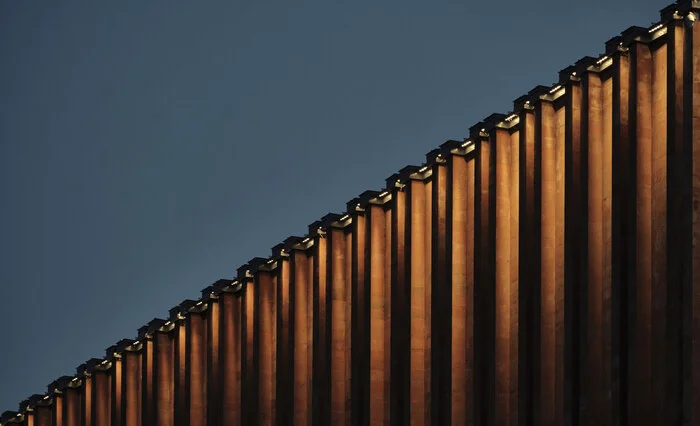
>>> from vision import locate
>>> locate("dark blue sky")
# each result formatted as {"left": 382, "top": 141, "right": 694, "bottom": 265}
{"left": 0, "top": 0, "right": 664, "bottom": 411}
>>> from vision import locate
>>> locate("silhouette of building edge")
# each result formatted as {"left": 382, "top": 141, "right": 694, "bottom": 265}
{"left": 4, "top": 1, "right": 700, "bottom": 425}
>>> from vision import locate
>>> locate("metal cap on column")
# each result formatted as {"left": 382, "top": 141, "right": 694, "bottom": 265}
{"left": 482, "top": 113, "right": 510, "bottom": 133}
{"left": 308, "top": 219, "right": 326, "bottom": 239}
{"left": 575, "top": 56, "right": 599, "bottom": 74}
{"left": 281, "top": 236, "right": 309, "bottom": 253}
{"left": 0, "top": 411, "right": 21, "bottom": 425}
{"left": 619, "top": 26, "right": 647, "bottom": 47}
{"left": 675, "top": 0, "right": 700, "bottom": 15}
{"left": 426, "top": 147, "right": 446, "bottom": 165}
{"left": 605, "top": 35, "right": 626, "bottom": 56}
{"left": 659, "top": 4, "right": 678, "bottom": 21}
{"left": 168, "top": 300, "right": 193, "bottom": 426}
{"left": 385, "top": 172, "right": 402, "bottom": 189}
{"left": 394, "top": 166, "right": 422, "bottom": 186}
{"left": 354, "top": 190, "right": 381, "bottom": 211}
{"left": 47, "top": 376, "right": 72, "bottom": 395}
{"left": 270, "top": 242, "right": 287, "bottom": 259}
{"left": 345, "top": 196, "right": 362, "bottom": 217}
{"left": 201, "top": 279, "right": 233, "bottom": 301}
{"left": 202, "top": 278, "right": 231, "bottom": 426}
{"left": 248, "top": 256, "right": 273, "bottom": 274}
{"left": 513, "top": 85, "right": 551, "bottom": 111}
{"left": 168, "top": 301, "right": 198, "bottom": 322}
{"left": 439, "top": 139, "right": 474, "bottom": 158}
{"left": 557, "top": 65, "right": 578, "bottom": 85}
{"left": 513, "top": 94, "right": 532, "bottom": 113}
{"left": 469, "top": 120, "right": 488, "bottom": 141}
{"left": 557, "top": 56, "right": 596, "bottom": 87}
{"left": 104, "top": 339, "right": 135, "bottom": 361}
{"left": 236, "top": 264, "right": 253, "bottom": 288}
{"left": 78, "top": 357, "right": 112, "bottom": 376}
{"left": 317, "top": 213, "right": 345, "bottom": 231}
{"left": 138, "top": 318, "right": 169, "bottom": 338}
{"left": 236, "top": 260, "right": 256, "bottom": 425}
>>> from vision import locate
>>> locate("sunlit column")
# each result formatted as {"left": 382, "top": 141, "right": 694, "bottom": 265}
{"left": 239, "top": 266, "right": 257, "bottom": 426}
{"left": 327, "top": 215, "right": 352, "bottom": 426}
{"left": 287, "top": 238, "right": 313, "bottom": 425}
{"left": 186, "top": 303, "right": 208, "bottom": 426}
{"left": 427, "top": 150, "right": 450, "bottom": 426}
{"left": 348, "top": 197, "right": 369, "bottom": 426}
{"left": 562, "top": 69, "right": 583, "bottom": 425}
{"left": 219, "top": 281, "right": 243, "bottom": 425}
{"left": 472, "top": 122, "right": 496, "bottom": 426}
{"left": 444, "top": 140, "right": 476, "bottom": 426}
{"left": 251, "top": 259, "right": 276, "bottom": 426}
{"left": 367, "top": 197, "right": 389, "bottom": 425}
{"left": 311, "top": 221, "right": 331, "bottom": 426}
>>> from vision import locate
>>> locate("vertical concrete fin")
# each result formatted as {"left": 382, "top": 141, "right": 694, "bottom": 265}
{"left": 237, "top": 265, "right": 256, "bottom": 425}
{"left": 429, "top": 154, "right": 450, "bottom": 426}
{"left": 91, "top": 366, "right": 111, "bottom": 426}
{"left": 64, "top": 382, "right": 82, "bottom": 426}
{"left": 389, "top": 173, "right": 409, "bottom": 426}
{"left": 158, "top": 328, "right": 175, "bottom": 426}
{"left": 405, "top": 169, "right": 431, "bottom": 426}
{"left": 169, "top": 309, "right": 188, "bottom": 426}
{"left": 562, "top": 74, "right": 583, "bottom": 426}
{"left": 650, "top": 32, "right": 669, "bottom": 426}
{"left": 447, "top": 142, "right": 476, "bottom": 426}
{"left": 121, "top": 342, "right": 143, "bottom": 426}
{"left": 288, "top": 238, "right": 312, "bottom": 425}
{"left": 138, "top": 319, "right": 165, "bottom": 426}
{"left": 252, "top": 266, "right": 275, "bottom": 426}
{"left": 610, "top": 42, "right": 632, "bottom": 426}
{"left": 109, "top": 356, "right": 121, "bottom": 426}
{"left": 185, "top": 305, "right": 208, "bottom": 426}
{"left": 367, "top": 200, "right": 389, "bottom": 425}
{"left": 350, "top": 199, "right": 369, "bottom": 426}
{"left": 519, "top": 102, "right": 539, "bottom": 426}
{"left": 586, "top": 64, "right": 616, "bottom": 425}
{"left": 493, "top": 125, "right": 519, "bottom": 426}
{"left": 318, "top": 213, "right": 352, "bottom": 426}
{"left": 672, "top": 6, "right": 700, "bottom": 424}
{"left": 220, "top": 283, "right": 242, "bottom": 426}
{"left": 34, "top": 406, "right": 51, "bottom": 426}
{"left": 473, "top": 125, "right": 496, "bottom": 426}
{"left": 312, "top": 224, "right": 331, "bottom": 426}
{"left": 689, "top": 10, "right": 700, "bottom": 425}
{"left": 630, "top": 38, "right": 654, "bottom": 426}
{"left": 205, "top": 289, "right": 221, "bottom": 426}
{"left": 77, "top": 363, "right": 94, "bottom": 426}
{"left": 665, "top": 14, "right": 687, "bottom": 426}
{"left": 383, "top": 199, "right": 392, "bottom": 426}
{"left": 274, "top": 249, "right": 292, "bottom": 426}
{"left": 537, "top": 94, "right": 566, "bottom": 426}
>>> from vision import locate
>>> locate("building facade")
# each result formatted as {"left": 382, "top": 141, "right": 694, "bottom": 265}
{"left": 3, "top": 1, "right": 700, "bottom": 425}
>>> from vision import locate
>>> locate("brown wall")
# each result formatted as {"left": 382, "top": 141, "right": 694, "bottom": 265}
{"left": 7, "top": 8, "right": 700, "bottom": 426}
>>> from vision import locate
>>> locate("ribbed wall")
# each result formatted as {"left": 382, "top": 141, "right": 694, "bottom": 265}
{"left": 4, "top": 3, "right": 700, "bottom": 426}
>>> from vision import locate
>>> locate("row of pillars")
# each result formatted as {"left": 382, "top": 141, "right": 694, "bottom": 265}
{"left": 3, "top": 3, "right": 700, "bottom": 426}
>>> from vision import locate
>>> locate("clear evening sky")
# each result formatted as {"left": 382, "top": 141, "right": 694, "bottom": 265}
{"left": 0, "top": 0, "right": 664, "bottom": 411}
